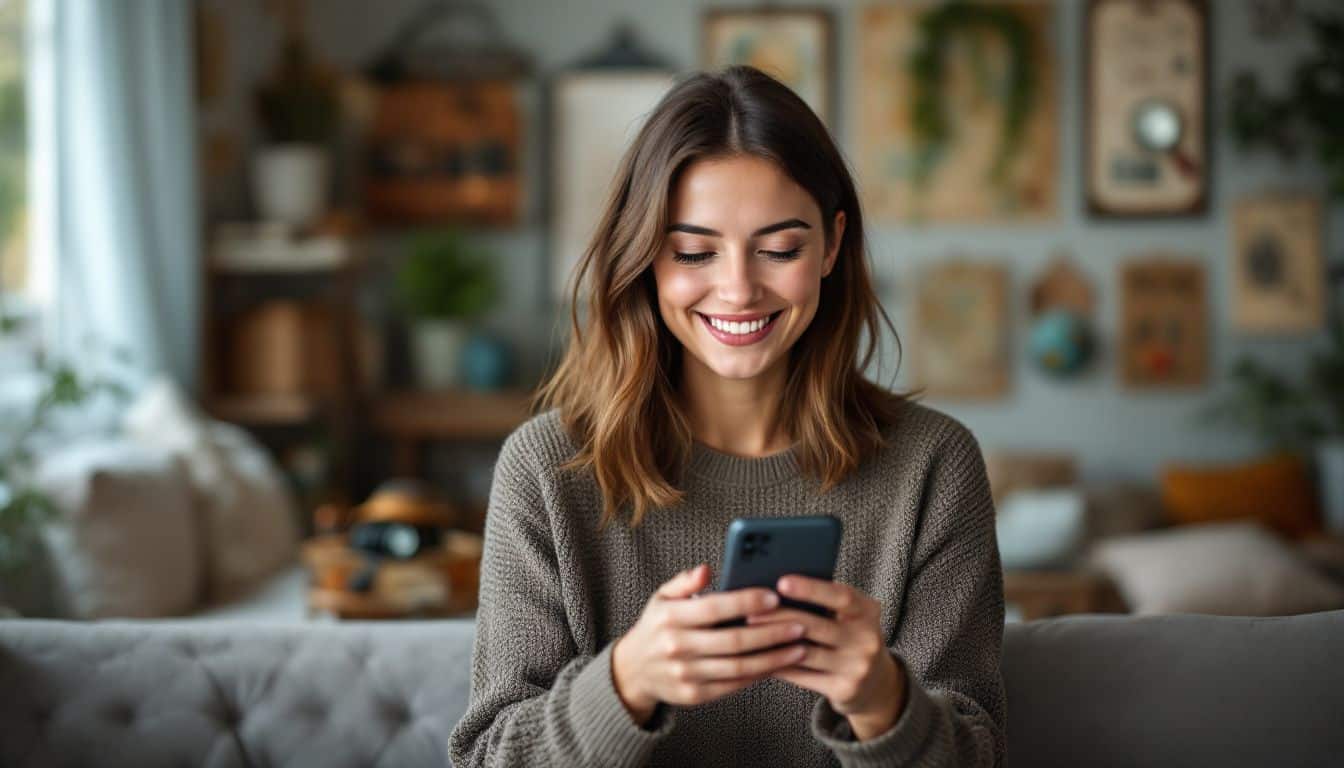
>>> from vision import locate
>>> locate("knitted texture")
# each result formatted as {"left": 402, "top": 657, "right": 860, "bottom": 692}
{"left": 449, "top": 401, "right": 1005, "bottom": 767}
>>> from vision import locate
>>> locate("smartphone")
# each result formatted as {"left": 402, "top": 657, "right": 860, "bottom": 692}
{"left": 715, "top": 515, "right": 843, "bottom": 629}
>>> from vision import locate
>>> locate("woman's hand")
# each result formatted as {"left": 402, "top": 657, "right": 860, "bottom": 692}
{"left": 747, "top": 575, "right": 907, "bottom": 741}
{"left": 611, "top": 564, "right": 810, "bottom": 725}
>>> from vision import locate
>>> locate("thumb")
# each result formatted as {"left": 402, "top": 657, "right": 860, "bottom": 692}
{"left": 657, "top": 563, "right": 709, "bottom": 599}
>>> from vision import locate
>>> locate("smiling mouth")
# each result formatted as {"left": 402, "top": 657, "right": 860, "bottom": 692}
{"left": 696, "top": 310, "right": 783, "bottom": 344}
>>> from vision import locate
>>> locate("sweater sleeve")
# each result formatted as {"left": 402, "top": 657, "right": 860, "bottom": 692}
{"left": 448, "top": 430, "right": 676, "bottom": 767}
{"left": 810, "top": 423, "right": 1007, "bottom": 767}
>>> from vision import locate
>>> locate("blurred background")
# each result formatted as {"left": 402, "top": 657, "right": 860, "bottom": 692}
{"left": 2, "top": 0, "right": 1343, "bottom": 624}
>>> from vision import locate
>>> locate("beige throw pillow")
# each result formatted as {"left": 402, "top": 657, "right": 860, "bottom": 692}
{"left": 1087, "top": 521, "right": 1344, "bottom": 616}
{"left": 122, "top": 379, "right": 300, "bottom": 603}
{"left": 33, "top": 440, "right": 201, "bottom": 618}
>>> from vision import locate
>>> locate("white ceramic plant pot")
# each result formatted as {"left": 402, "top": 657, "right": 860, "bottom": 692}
{"left": 410, "top": 319, "right": 467, "bottom": 390}
{"left": 252, "top": 144, "right": 329, "bottom": 226}
{"left": 1316, "top": 438, "right": 1344, "bottom": 536}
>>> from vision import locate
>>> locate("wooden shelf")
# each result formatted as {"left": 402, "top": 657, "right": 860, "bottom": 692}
{"left": 207, "top": 394, "right": 324, "bottom": 425}
{"left": 373, "top": 389, "right": 535, "bottom": 440}
{"left": 1004, "top": 568, "right": 1128, "bottom": 621}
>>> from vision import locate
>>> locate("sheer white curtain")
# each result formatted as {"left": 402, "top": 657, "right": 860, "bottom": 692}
{"left": 28, "top": 0, "right": 199, "bottom": 390}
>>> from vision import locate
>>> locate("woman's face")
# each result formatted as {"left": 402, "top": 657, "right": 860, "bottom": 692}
{"left": 652, "top": 154, "right": 845, "bottom": 384}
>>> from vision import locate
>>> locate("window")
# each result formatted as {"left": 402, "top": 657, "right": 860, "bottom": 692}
{"left": 0, "top": 0, "right": 23, "bottom": 304}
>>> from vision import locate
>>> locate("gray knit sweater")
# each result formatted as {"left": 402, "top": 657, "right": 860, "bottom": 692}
{"left": 448, "top": 402, "right": 1005, "bottom": 767}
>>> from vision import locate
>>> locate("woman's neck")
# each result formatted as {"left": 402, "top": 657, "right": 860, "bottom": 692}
{"left": 680, "top": 357, "right": 792, "bottom": 458}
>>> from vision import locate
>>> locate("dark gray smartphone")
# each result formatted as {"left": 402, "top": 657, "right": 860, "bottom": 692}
{"left": 714, "top": 515, "right": 843, "bottom": 629}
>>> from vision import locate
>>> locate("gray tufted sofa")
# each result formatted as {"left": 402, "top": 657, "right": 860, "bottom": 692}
{"left": 2, "top": 610, "right": 1343, "bottom": 767}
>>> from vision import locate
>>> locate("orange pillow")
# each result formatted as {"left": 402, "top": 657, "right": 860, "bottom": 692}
{"left": 1160, "top": 453, "right": 1322, "bottom": 539}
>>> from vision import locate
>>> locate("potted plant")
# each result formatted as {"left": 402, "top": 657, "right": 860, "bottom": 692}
{"left": 394, "top": 230, "right": 498, "bottom": 389}
{"left": 252, "top": 23, "right": 340, "bottom": 226}
{"left": 0, "top": 351, "right": 128, "bottom": 614}
{"left": 1200, "top": 319, "right": 1344, "bottom": 535}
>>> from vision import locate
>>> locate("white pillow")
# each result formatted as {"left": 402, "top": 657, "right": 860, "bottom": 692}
{"left": 123, "top": 379, "right": 300, "bottom": 603}
{"left": 1087, "top": 521, "right": 1344, "bottom": 616}
{"left": 33, "top": 440, "right": 201, "bottom": 618}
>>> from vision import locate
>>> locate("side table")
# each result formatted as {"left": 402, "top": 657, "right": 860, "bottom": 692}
{"left": 301, "top": 531, "right": 482, "bottom": 620}
{"left": 1004, "top": 568, "right": 1128, "bottom": 621}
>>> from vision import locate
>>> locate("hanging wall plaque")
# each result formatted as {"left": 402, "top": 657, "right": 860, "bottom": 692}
{"left": 1231, "top": 193, "right": 1325, "bottom": 334}
{"left": 1085, "top": 0, "right": 1209, "bottom": 217}
{"left": 914, "top": 261, "right": 1012, "bottom": 399}
{"left": 1120, "top": 257, "right": 1207, "bottom": 388}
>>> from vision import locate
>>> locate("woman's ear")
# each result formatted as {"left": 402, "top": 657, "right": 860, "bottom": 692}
{"left": 822, "top": 210, "right": 846, "bottom": 278}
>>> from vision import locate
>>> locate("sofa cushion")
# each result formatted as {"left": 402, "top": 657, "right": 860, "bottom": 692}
{"left": 1087, "top": 521, "right": 1344, "bottom": 616}
{"left": 29, "top": 440, "right": 201, "bottom": 618}
{"left": 1160, "top": 453, "right": 1322, "bottom": 538}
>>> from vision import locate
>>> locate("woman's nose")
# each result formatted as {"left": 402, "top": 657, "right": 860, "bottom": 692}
{"left": 715, "top": 250, "right": 762, "bottom": 306}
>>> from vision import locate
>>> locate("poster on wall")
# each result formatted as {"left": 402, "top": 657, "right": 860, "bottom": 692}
{"left": 1085, "top": 0, "right": 1209, "bottom": 217}
{"left": 914, "top": 261, "right": 1011, "bottom": 399}
{"left": 856, "top": 1, "right": 1058, "bottom": 223}
{"left": 702, "top": 8, "right": 833, "bottom": 125}
{"left": 551, "top": 70, "right": 675, "bottom": 302}
{"left": 1120, "top": 258, "right": 1207, "bottom": 388}
{"left": 1231, "top": 193, "right": 1325, "bottom": 334}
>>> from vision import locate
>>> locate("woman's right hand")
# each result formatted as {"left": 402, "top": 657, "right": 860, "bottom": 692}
{"left": 610, "top": 563, "right": 809, "bottom": 725}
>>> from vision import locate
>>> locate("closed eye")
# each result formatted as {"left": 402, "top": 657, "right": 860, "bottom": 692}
{"left": 672, "top": 248, "right": 803, "bottom": 265}
{"left": 672, "top": 251, "right": 715, "bottom": 265}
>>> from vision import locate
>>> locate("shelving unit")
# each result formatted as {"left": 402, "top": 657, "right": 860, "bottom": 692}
{"left": 200, "top": 242, "right": 370, "bottom": 515}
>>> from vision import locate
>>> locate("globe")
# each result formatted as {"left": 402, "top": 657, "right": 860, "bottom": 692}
{"left": 1028, "top": 310, "right": 1095, "bottom": 377}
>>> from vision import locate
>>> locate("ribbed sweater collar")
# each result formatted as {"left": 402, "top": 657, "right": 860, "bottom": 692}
{"left": 686, "top": 439, "right": 803, "bottom": 487}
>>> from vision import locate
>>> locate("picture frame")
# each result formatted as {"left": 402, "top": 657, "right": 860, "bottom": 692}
{"left": 913, "top": 261, "right": 1012, "bottom": 400}
{"left": 855, "top": 1, "right": 1059, "bottom": 223}
{"left": 1231, "top": 193, "right": 1325, "bottom": 334}
{"left": 1119, "top": 257, "right": 1207, "bottom": 388}
{"left": 702, "top": 7, "right": 834, "bottom": 125}
{"left": 549, "top": 69, "right": 676, "bottom": 303}
{"left": 1084, "top": 0, "right": 1210, "bottom": 218}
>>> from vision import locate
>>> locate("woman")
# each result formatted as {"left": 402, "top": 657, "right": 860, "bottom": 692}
{"left": 449, "top": 66, "right": 1005, "bottom": 767}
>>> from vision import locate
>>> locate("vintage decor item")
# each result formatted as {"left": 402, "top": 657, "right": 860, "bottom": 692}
{"left": 1120, "top": 258, "right": 1207, "bottom": 388}
{"left": 702, "top": 8, "right": 833, "bottom": 124}
{"left": 914, "top": 261, "right": 1012, "bottom": 399}
{"left": 1085, "top": 0, "right": 1209, "bottom": 216}
{"left": 1231, "top": 193, "right": 1324, "bottom": 334}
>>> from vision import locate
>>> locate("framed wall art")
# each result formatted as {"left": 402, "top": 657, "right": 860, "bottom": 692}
{"left": 1120, "top": 258, "right": 1207, "bottom": 388}
{"left": 702, "top": 8, "right": 833, "bottom": 124}
{"left": 913, "top": 261, "right": 1012, "bottom": 399}
{"left": 1231, "top": 193, "right": 1324, "bottom": 334}
{"left": 856, "top": 1, "right": 1058, "bottom": 223}
{"left": 1085, "top": 0, "right": 1209, "bottom": 217}
{"left": 550, "top": 25, "right": 676, "bottom": 304}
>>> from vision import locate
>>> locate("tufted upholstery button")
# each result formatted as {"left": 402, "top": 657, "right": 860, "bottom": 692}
{"left": 379, "top": 699, "right": 410, "bottom": 725}
{"left": 105, "top": 700, "right": 135, "bottom": 725}
{"left": 298, "top": 697, "right": 327, "bottom": 720}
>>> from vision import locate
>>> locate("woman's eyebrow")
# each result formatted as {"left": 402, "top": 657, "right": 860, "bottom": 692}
{"left": 665, "top": 218, "right": 812, "bottom": 238}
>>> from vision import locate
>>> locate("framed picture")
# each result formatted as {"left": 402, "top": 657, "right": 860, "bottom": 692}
{"left": 856, "top": 1, "right": 1058, "bottom": 223}
{"left": 913, "top": 261, "right": 1011, "bottom": 399}
{"left": 1085, "top": 0, "right": 1209, "bottom": 217}
{"left": 1120, "top": 258, "right": 1207, "bottom": 388}
{"left": 1231, "top": 193, "right": 1325, "bottom": 334}
{"left": 550, "top": 70, "right": 675, "bottom": 303}
{"left": 702, "top": 8, "right": 833, "bottom": 124}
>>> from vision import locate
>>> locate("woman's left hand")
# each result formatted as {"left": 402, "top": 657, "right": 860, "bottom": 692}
{"left": 747, "top": 575, "right": 907, "bottom": 741}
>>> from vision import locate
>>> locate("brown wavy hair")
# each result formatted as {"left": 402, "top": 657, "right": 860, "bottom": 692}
{"left": 535, "top": 65, "right": 911, "bottom": 527}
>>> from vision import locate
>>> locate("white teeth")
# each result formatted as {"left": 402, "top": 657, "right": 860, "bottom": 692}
{"left": 705, "top": 314, "right": 772, "bottom": 335}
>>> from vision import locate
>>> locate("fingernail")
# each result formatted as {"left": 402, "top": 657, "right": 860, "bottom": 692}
{"left": 764, "top": 592, "right": 779, "bottom": 608}
{"left": 778, "top": 578, "right": 792, "bottom": 592}
{"left": 789, "top": 623, "right": 804, "bottom": 637}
